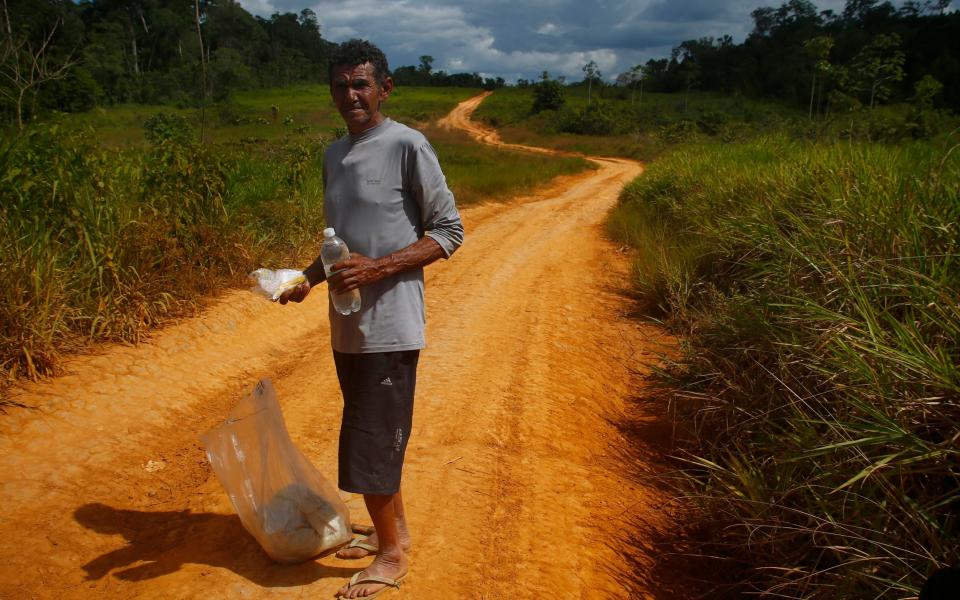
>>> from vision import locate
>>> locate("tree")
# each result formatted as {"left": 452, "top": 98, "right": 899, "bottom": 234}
{"left": 803, "top": 35, "right": 834, "bottom": 119}
{"left": 910, "top": 73, "right": 943, "bottom": 110}
{"left": 671, "top": 45, "right": 701, "bottom": 112}
{"left": 209, "top": 47, "right": 253, "bottom": 100}
{"left": 616, "top": 64, "right": 645, "bottom": 107}
{"left": 582, "top": 60, "right": 600, "bottom": 104}
{"left": 852, "top": 32, "right": 905, "bottom": 107}
{"left": 842, "top": 0, "right": 881, "bottom": 24}
{"left": 418, "top": 55, "right": 433, "bottom": 75}
{"left": 0, "top": 0, "right": 77, "bottom": 130}
{"left": 532, "top": 73, "right": 564, "bottom": 113}
{"left": 193, "top": 0, "right": 207, "bottom": 142}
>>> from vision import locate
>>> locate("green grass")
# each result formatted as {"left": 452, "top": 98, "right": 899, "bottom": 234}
{"left": 607, "top": 134, "right": 960, "bottom": 597}
{"left": 473, "top": 87, "right": 807, "bottom": 160}
{"left": 423, "top": 125, "right": 593, "bottom": 205}
{"left": 63, "top": 85, "right": 480, "bottom": 147}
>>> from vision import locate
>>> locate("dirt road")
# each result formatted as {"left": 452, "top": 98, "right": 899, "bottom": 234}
{"left": 0, "top": 94, "right": 669, "bottom": 599}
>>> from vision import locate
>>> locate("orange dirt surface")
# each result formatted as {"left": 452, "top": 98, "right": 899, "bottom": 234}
{"left": 0, "top": 94, "right": 673, "bottom": 599}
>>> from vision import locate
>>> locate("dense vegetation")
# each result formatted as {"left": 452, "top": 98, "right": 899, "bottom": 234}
{"left": 0, "top": 0, "right": 335, "bottom": 125}
{"left": 608, "top": 135, "right": 959, "bottom": 596}
{"left": 611, "top": 0, "right": 960, "bottom": 114}
{"left": 0, "top": 114, "right": 327, "bottom": 384}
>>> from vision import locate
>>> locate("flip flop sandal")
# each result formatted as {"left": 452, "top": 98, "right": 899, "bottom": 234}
{"left": 336, "top": 536, "right": 379, "bottom": 558}
{"left": 336, "top": 572, "right": 405, "bottom": 599}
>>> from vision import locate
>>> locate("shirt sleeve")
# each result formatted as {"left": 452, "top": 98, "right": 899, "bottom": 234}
{"left": 410, "top": 140, "right": 464, "bottom": 258}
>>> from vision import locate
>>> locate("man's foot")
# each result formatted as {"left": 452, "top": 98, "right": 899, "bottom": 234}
{"left": 335, "top": 552, "right": 408, "bottom": 599}
{"left": 336, "top": 527, "right": 412, "bottom": 559}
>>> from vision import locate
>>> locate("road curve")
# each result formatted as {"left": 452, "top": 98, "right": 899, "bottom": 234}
{"left": 0, "top": 93, "right": 669, "bottom": 599}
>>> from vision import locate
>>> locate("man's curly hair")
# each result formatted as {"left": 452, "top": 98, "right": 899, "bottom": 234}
{"left": 328, "top": 39, "right": 391, "bottom": 86}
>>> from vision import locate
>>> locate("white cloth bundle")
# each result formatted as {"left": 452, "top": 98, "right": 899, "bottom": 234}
{"left": 249, "top": 268, "right": 306, "bottom": 301}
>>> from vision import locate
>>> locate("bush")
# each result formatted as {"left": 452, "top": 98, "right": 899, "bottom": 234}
{"left": 559, "top": 103, "right": 616, "bottom": 135}
{"left": 532, "top": 79, "right": 565, "bottom": 113}
{"left": 143, "top": 111, "right": 194, "bottom": 145}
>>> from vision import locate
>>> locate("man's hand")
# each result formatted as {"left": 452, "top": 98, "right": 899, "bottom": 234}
{"left": 327, "top": 253, "right": 389, "bottom": 293}
{"left": 277, "top": 281, "right": 311, "bottom": 305}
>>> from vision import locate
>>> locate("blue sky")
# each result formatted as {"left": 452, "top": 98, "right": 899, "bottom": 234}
{"left": 237, "top": 0, "right": 942, "bottom": 83}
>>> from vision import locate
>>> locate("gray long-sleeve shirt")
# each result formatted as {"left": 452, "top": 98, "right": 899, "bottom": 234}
{"left": 323, "top": 118, "right": 463, "bottom": 353}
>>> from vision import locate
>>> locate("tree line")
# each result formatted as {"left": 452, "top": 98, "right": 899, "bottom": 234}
{"left": 0, "top": 0, "right": 502, "bottom": 129}
{"left": 391, "top": 55, "right": 506, "bottom": 90}
{"left": 4, "top": 0, "right": 958, "bottom": 130}
{"left": 614, "top": 0, "right": 959, "bottom": 116}
{"left": 1, "top": 0, "right": 337, "bottom": 125}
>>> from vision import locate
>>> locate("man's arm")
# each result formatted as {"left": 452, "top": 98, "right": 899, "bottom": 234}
{"left": 411, "top": 140, "right": 464, "bottom": 259}
{"left": 327, "top": 236, "right": 445, "bottom": 293}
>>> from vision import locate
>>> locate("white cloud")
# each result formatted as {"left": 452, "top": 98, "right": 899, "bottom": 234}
{"left": 239, "top": 0, "right": 280, "bottom": 17}
{"left": 536, "top": 22, "right": 563, "bottom": 35}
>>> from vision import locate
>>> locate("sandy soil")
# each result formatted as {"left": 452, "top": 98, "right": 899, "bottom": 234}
{"left": 0, "top": 94, "right": 671, "bottom": 599}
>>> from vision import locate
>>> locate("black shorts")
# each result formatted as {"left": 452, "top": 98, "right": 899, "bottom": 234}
{"left": 333, "top": 349, "right": 420, "bottom": 495}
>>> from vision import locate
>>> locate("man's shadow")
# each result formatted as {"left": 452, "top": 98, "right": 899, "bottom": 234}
{"left": 74, "top": 503, "right": 355, "bottom": 587}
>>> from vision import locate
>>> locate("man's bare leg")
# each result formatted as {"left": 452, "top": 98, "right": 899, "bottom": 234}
{"left": 336, "top": 489, "right": 412, "bottom": 559}
{"left": 336, "top": 493, "right": 408, "bottom": 599}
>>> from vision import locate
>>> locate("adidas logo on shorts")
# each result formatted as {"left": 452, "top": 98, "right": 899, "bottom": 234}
{"left": 380, "top": 376, "right": 393, "bottom": 386}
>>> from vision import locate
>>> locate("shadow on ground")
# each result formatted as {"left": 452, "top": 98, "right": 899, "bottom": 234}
{"left": 605, "top": 355, "right": 745, "bottom": 598}
{"left": 74, "top": 503, "right": 354, "bottom": 587}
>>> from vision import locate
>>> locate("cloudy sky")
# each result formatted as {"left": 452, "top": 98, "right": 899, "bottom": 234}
{"left": 237, "top": 0, "right": 922, "bottom": 83}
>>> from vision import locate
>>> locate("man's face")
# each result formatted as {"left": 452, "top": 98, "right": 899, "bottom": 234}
{"left": 330, "top": 62, "right": 393, "bottom": 134}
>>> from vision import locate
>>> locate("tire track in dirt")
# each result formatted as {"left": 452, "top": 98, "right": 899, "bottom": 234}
{"left": 0, "top": 93, "right": 671, "bottom": 599}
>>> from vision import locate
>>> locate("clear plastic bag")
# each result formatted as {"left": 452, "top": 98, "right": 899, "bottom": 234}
{"left": 249, "top": 268, "right": 306, "bottom": 301}
{"left": 200, "top": 379, "right": 352, "bottom": 563}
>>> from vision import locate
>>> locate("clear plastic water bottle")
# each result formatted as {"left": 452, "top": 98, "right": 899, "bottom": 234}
{"left": 320, "top": 228, "right": 361, "bottom": 315}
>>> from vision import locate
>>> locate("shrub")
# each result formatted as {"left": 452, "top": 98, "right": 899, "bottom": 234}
{"left": 559, "top": 103, "right": 616, "bottom": 135}
{"left": 532, "top": 79, "right": 565, "bottom": 113}
{"left": 143, "top": 111, "right": 194, "bottom": 145}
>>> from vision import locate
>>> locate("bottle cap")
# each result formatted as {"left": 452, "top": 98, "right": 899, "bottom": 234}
{"left": 323, "top": 227, "right": 335, "bottom": 238}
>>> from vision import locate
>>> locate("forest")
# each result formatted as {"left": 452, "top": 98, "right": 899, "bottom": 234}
{"left": 1, "top": 0, "right": 334, "bottom": 126}
{"left": 616, "top": 0, "right": 960, "bottom": 114}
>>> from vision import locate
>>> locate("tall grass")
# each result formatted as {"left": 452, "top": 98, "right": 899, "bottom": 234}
{"left": 608, "top": 134, "right": 960, "bottom": 597}
{"left": 423, "top": 125, "right": 593, "bottom": 205}
{"left": 0, "top": 123, "right": 326, "bottom": 385}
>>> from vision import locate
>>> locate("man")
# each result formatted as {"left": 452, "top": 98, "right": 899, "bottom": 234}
{"left": 279, "top": 39, "right": 463, "bottom": 599}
